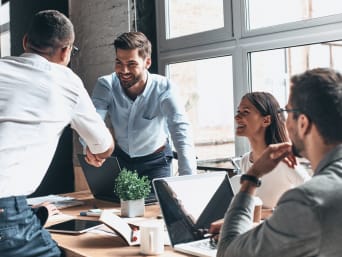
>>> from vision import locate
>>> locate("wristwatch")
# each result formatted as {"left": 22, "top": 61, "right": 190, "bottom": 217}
{"left": 240, "top": 174, "right": 262, "bottom": 187}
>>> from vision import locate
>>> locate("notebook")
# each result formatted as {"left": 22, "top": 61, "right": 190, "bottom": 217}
{"left": 152, "top": 172, "right": 234, "bottom": 257}
{"left": 78, "top": 154, "right": 158, "bottom": 204}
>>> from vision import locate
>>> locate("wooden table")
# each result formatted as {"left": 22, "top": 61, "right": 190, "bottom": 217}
{"left": 46, "top": 191, "right": 190, "bottom": 257}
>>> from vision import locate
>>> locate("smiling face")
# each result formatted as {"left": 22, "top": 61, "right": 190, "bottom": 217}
{"left": 115, "top": 48, "right": 151, "bottom": 91}
{"left": 235, "top": 96, "right": 270, "bottom": 140}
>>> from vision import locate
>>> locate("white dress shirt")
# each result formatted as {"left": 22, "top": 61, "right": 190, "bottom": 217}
{"left": 239, "top": 151, "right": 311, "bottom": 208}
{"left": 0, "top": 53, "right": 112, "bottom": 197}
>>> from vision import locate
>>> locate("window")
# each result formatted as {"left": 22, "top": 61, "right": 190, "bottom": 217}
{"left": 156, "top": 0, "right": 342, "bottom": 164}
{"left": 250, "top": 41, "right": 342, "bottom": 106}
{"left": 0, "top": 2, "right": 10, "bottom": 57}
{"left": 247, "top": 0, "right": 342, "bottom": 30}
{"left": 168, "top": 56, "right": 234, "bottom": 160}
{"left": 156, "top": 0, "right": 232, "bottom": 51}
{"left": 166, "top": 0, "right": 224, "bottom": 39}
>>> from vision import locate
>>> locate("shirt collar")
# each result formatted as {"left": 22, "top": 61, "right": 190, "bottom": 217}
{"left": 315, "top": 143, "right": 342, "bottom": 175}
{"left": 140, "top": 71, "right": 151, "bottom": 98}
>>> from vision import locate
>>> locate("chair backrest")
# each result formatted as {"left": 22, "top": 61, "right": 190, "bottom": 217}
{"left": 229, "top": 156, "right": 242, "bottom": 174}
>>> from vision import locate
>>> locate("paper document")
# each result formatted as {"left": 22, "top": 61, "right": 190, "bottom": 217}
{"left": 27, "top": 194, "right": 84, "bottom": 209}
{"left": 99, "top": 210, "right": 140, "bottom": 246}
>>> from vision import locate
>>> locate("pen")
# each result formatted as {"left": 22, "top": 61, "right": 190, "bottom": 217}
{"left": 79, "top": 209, "right": 120, "bottom": 216}
{"left": 131, "top": 227, "right": 138, "bottom": 242}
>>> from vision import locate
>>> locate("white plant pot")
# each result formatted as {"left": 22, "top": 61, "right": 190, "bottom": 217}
{"left": 120, "top": 198, "right": 145, "bottom": 217}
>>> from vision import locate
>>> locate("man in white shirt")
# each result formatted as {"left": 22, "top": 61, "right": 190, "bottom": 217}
{"left": 0, "top": 10, "right": 114, "bottom": 257}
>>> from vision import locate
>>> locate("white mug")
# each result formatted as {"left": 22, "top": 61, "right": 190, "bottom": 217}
{"left": 140, "top": 221, "right": 164, "bottom": 255}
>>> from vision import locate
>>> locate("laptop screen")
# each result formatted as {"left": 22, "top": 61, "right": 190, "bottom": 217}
{"left": 77, "top": 154, "right": 121, "bottom": 203}
{"left": 153, "top": 172, "right": 234, "bottom": 246}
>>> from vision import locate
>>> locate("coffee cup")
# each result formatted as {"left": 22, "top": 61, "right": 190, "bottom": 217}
{"left": 253, "top": 196, "right": 263, "bottom": 223}
{"left": 140, "top": 220, "right": 164, "bottom": 255}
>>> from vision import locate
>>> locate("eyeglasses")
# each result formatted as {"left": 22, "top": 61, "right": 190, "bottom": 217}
{"left": 71, "top": 45, "right": 79, "bottom": 56}
{"left": 278, "top": 108, "right": 300, "bottom": 121}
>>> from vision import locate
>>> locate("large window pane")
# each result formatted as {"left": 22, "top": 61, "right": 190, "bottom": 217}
{"left": 250, "top": 41, "right": 342, "bottom": 106}
{"left": 0, "top": 31, "right": 10, "bottom": 57}
{"left": 247, "top": 0, "right": 342, "bottom": 30}
{"left": 168, "top": 56, "right": 235, "bottom": 162}
{"left": 166, "top": 0, "right": 224, "bottom": 38}
{"left": 0, "top": 2, "right": 10, "bottom": 57}
{"left": 0, "top": 2, "right": 9, "bottom": 25}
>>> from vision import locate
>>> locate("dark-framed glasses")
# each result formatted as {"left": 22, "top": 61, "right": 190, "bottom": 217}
{"left": 71, "top": 45, "right": 79, "bottom": 56}
{"left": 277, "top": 108, "right": 300, "bottom": 121}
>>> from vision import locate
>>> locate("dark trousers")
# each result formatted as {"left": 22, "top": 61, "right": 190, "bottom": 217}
{"left": 113, "top": 143, "right": 173, "bottom": 197}
{"left": 0, "top": 196, "right": 62, "bottom": 257}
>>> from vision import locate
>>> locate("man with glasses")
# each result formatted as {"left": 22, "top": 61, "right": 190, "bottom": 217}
{"left": 85, "top": 32, "right": 197, "bottom": 193}
{"left": 0, "top": 10, "right": 114, "bottom": 256}
{"left": 214, "top": 68, "right": 342, "bottom": 256}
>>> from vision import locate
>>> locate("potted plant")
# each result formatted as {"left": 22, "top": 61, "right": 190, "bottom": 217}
{"left": 114, "top": 168, "right": 151, "bottom": 217}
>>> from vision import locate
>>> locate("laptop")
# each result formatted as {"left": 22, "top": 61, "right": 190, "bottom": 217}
{"left": 77, "top": 154, "right": 158, "bottom": 204}
{"left": 152, "top": 172, "right": 234, "bottom": 257}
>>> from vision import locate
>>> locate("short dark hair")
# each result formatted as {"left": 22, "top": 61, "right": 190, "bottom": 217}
{"left": 26, "top": 10, "right": 74, "bottom": 56}
{"left": 243, "top": 92, "right": 288, "bottom": 145}
{"left": 113, "top": 32, "right": 151, "bottom": 59}
{"left": 290, "top": 68, "right": 342, "bottom": 144}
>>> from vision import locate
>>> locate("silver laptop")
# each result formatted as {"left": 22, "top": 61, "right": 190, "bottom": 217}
{"left": 152, "top": 172, "right": 234, "bottom": 257}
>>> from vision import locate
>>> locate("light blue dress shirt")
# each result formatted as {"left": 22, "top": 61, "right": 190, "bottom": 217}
{"left": 91, "top": 72, "right": 196, "bottom": 175}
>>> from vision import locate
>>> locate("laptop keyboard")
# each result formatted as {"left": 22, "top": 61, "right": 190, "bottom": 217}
{"left": 144, "top": 195, "right": 158, "bottom": 205}
{"left": 190, "top": 238, "right": 217, "bottom": 250}
{"left": 174, "top": 238, "right": 217, "bottom": 257}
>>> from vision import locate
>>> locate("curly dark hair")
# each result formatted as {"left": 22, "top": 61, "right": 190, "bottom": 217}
{"left": 290, "top": 68, "right": 342, "bottom": 144}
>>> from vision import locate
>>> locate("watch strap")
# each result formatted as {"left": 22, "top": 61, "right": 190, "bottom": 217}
{"left": 240, "top": 174, "right": 262, "bottom": 187}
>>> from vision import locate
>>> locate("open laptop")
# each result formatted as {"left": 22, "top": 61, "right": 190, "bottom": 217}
{"left": 77, "top": 154, "right": 158, "bottom": 204}
{"left": 152, "top": 172, "right": 234, "bottom": 257}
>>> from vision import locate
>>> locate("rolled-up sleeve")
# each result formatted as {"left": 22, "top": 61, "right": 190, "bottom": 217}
{"left": 161, "top": 82, "right": 197, "bottom": 175}
{"left": 71, "top": 85, "right": 113, "bottom": 154}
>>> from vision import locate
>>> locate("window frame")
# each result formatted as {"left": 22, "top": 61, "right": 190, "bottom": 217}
{"left": 155, "top": 0, "right": 342, "bottom": 156}
{"left": 155, "top": 0, "right": 233, "bottom": 52}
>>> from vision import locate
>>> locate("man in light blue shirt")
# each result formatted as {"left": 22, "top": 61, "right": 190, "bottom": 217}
{"left": 87, "top": 32, "right": 196, "bottom": 190}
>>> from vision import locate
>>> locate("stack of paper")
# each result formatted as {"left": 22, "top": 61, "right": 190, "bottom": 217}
{"left": 27, "top": 194, "right": 84, "bottom": 209}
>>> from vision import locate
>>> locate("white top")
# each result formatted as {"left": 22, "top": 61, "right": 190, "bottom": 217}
{"left": 238, "top": 151, "right": 311, "bottom": 208}
{"left": 0, "top": 53, "right": 113, "bottom": 197}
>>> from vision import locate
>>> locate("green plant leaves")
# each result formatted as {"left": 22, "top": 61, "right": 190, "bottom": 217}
{"left": 114, "top": 168, "right": 151, "bottom": 201}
